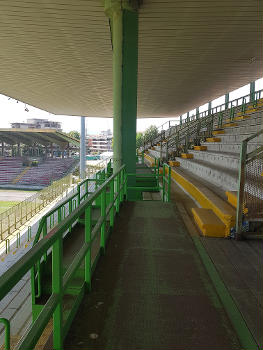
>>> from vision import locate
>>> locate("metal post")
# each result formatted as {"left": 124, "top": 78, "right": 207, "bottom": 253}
{"left": 236, "top": 141, "right": 247, "bottom": 238}
{"left": 85, "top": 206, "right": 92, "bottom": 290}
{"left": 187, "top": 112, "right": 190, "bottom": 123}
{"left": 225, "top": 93, "right": 229, "bottom": 110}
{"left": 208, "top": 101, "right": 212, "bottom": 115}
{"left": 80, "top": 116, "right": 86, "bottom": 179}
{"left": 250, "top": 81, "right": 255, "bottom": 103}
{"left": 180, "top": 115, "right": 182, "bottom": 125}
{"left": 196, "top": 107, "right": 199, "bottom": 119}
{"left": 52, "top": 237, "right": 63, "bottom": 350}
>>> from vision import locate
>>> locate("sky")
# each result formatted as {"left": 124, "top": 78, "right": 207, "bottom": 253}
{"left": 0, "top": 78, "right": 262, "bottom": 135}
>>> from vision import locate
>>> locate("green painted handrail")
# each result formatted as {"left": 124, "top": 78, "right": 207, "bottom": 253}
{"left": 0, "top": 165, "right": 126, "bottom": 350}
{"left": 0, "top": 318, "right": 10, "bottom": 350}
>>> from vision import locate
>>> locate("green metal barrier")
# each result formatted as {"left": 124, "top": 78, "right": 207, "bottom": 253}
{"left": 126, "top": 160, "right": 171, "bottom": 202}
{"left": 0, "top": 318, "right": 10, "bottom": 350}
{"left": 0, "top": 165, "right": 126, "bottom": 350}
{"left": 162, "top": 163, "right": 171, "bottom": 202}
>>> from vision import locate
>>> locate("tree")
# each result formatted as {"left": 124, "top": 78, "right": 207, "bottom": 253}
{"left": 144, "top": 125, "right": 158, "bottom": 142}
{"left": 68, "top": 130, "right": 80, "bottom": 140}
{"left": 136, "top": 132, "right": 144, "bottom": 148}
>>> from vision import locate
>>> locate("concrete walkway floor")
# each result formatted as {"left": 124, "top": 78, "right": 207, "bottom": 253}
{"left": 64, "top": 201, "right": 242, "bottom": 349}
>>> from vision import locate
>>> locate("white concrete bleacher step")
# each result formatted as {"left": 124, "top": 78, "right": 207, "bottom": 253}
{"left": 175, "top": 157, "right": 239, "bottom": 191}
{"left": 189, "top": 150, "right": 240, "bottom": 170}
{"left": 200, "top": 141, "right": 261, "bottom": 154}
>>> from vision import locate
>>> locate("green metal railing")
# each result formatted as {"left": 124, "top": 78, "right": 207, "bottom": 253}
{"left": 235, "top": 129, "right": 263, "bottom": 238}
{"left": 0, "top": 318, "right": 10, "bottom": 350}
{"left": 0, "top": 174, "right": 74, "bottom": 242}
{"left": 142, "top": 88, "right": 263, "bottom": 159}
{"left": 0, "top": 165, "right": 126, "bottom": 350}
{"left": 126, "top": 159, "right": 171, "bottom": 202}
{"left": 162, "top": 163, "right": 171, "bottom": 202}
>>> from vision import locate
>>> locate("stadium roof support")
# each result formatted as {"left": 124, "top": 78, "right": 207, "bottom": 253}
{"left": 0, "top": 129, "right": 80, "bottom": 147}
{"left": 0, "top": 0, "right": 261, "bottom": 118}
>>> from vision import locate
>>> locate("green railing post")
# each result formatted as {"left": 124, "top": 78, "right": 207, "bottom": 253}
{"left": 52, "top": 237, "right": 63, "bottom": 350}
{"left": 85, "top": 206, "right": 92, "bottom": 291}
{"left": 116, "top": 174, "right": 120, "bottom": 213}
{"left": 110, "top": 180, "right": 114, "bottom": 227}
{"left": 162, "top": 166, "right": 165, "bottom": 202}
{"left": 100, "top": 189, "right": 106, "bottom": 254}
{"left": 77, "top": 184, "right": 81, "bottom": 206}
{"left": 0, "top": 318, "right": 10, "bottom": 350}
{"left": 236, "top": 140, "right": 248, "bottom": 238}
{"left": 120, "top": 170, "right": 124, "bottom": 202}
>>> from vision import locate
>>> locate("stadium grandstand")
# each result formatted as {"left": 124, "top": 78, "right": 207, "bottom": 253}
{"left": 0, "top": 1, "right": 262, "bottom": 350}
{"left": 0, "top": 128, "right": 79, "bottom": 189}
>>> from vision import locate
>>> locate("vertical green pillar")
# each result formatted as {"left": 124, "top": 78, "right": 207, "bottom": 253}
{"left": 196, "top": 107, "right": 199, "bottom": 119}
{"left": 208, "top": 101, "right": 212, "bottom": 115}
{"left": 250, "top": 81, "right": 255, "bottom": 102}
{"left": 121, "top": 9, "right": 138, "bottom": 190}
{"left": 105, "top": 0, "right": 139, "bottom": 200}
{"left": 225, "top": 93, "right": 229, "bottom": 110}
{"left": 112, "top": 9, "right": 123, "bottom": 172}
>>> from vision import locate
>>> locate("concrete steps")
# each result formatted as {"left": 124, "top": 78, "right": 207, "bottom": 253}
{"left": 169, "top": 166, "right": 236, "bottom": 236}
{"left": 218, "top": 132, "right": 263, "bottom": 144}
{"left": 174, "top": 157, "right": 238, "bottom": 191}
{"left": 200, "top": 141, "right": 260, "bottom": 154}
{"left": 189, "top": 150, "right": 239, "bottom": 170}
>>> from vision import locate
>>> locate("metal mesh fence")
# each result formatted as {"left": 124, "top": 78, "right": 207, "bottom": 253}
{"left": 0, "top": 174, "right": 72, "bottom": 241}
{"left": 244, "top": 151, "right": 263, "bottom": 225}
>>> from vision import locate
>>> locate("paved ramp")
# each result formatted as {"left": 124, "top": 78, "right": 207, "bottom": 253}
{"left": 64, "top": 201, "right": 241, "bottom": 349}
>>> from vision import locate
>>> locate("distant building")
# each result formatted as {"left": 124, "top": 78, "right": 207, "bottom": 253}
{"left": 11, "top": 118, "right": 62, "bottom": 131}
{"left": 87, "top": 129, "right": 113, "bottom": 154}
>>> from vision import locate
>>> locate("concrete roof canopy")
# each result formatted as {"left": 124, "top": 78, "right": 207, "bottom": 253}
{"left": 0, "top": 0, "right": 262, "bottom": 118}
{"left": 0, "top": 128, "right": 80, "bottom": 147}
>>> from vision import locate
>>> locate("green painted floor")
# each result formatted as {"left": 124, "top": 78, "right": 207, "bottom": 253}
{"left": 64, "top": 201, "right": 242, "bottom": 349}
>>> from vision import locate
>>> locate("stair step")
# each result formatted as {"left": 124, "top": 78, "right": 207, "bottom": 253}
{"left": 170, "top": 167, "right": 236, "bottom": 233}
{"left": 181, "top": 153, "right": 193, "bottom": 159}
{"left": 168, "top": 161, "right": 180, "bottom": 167}
{"left": 223, "top": 123, "right": 238, "bottom": 127}
{"left": 234, "top": 115, "right": 250, "bottom": 121}
{"left": 192, "top": 208, "right": 226, "bottom": 237}
{"left": 194, "top": 146, "right": 207, "bottom": 151}
{"left": 206, "top": 137, "right": 221, "bottom": 142}
{"left": 212, "top": 130, "right": 225, "bottom": 135}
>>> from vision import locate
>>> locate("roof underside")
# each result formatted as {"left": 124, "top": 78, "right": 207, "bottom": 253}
{"left": 0, "top": 0, "right": 262, "bottom": 118}
{"left": 0, "top": 129, "right": 80, "bottom": 147}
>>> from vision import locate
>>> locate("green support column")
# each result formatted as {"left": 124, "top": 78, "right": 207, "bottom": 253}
{"left": 250, "top": 81, "right": 255, "bottom": 102}
{"left": 208, "top": 101, "right": 212, "bottom": 115}
{"left": 225, "top": 93, "right": 229, "bottom": 110}
{"left": 196, "top": 107, "right": 199, "bottom": 119}
{"left": 105, "top": 0, "right": 139, "bottom": 200}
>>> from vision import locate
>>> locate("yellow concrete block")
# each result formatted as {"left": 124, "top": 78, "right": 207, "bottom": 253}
{"left": 194, "top": 146, "right": 207, "bottom": 151}
{"left": 181, "top": 153, "right": 193, "bottom": 159}
{"left": 225, "top": 191, "right": 248, "bottom": 214}
{"left": 212, "top": 130, "right": 225, "bottom": 135}
{"left": 169, "top": 161, "right": 180, "bottom": 167}
{"left": 192, "top": 208, "right": 226, "bottom": 237}
{"left": 206, "top": 137, "right": 221, "bottom": 142}
{"left": 223, "top": 122, "right": 238, "bottom": 127}
{"left": 234, "top": 115, "right": 250, "bottom": 121}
